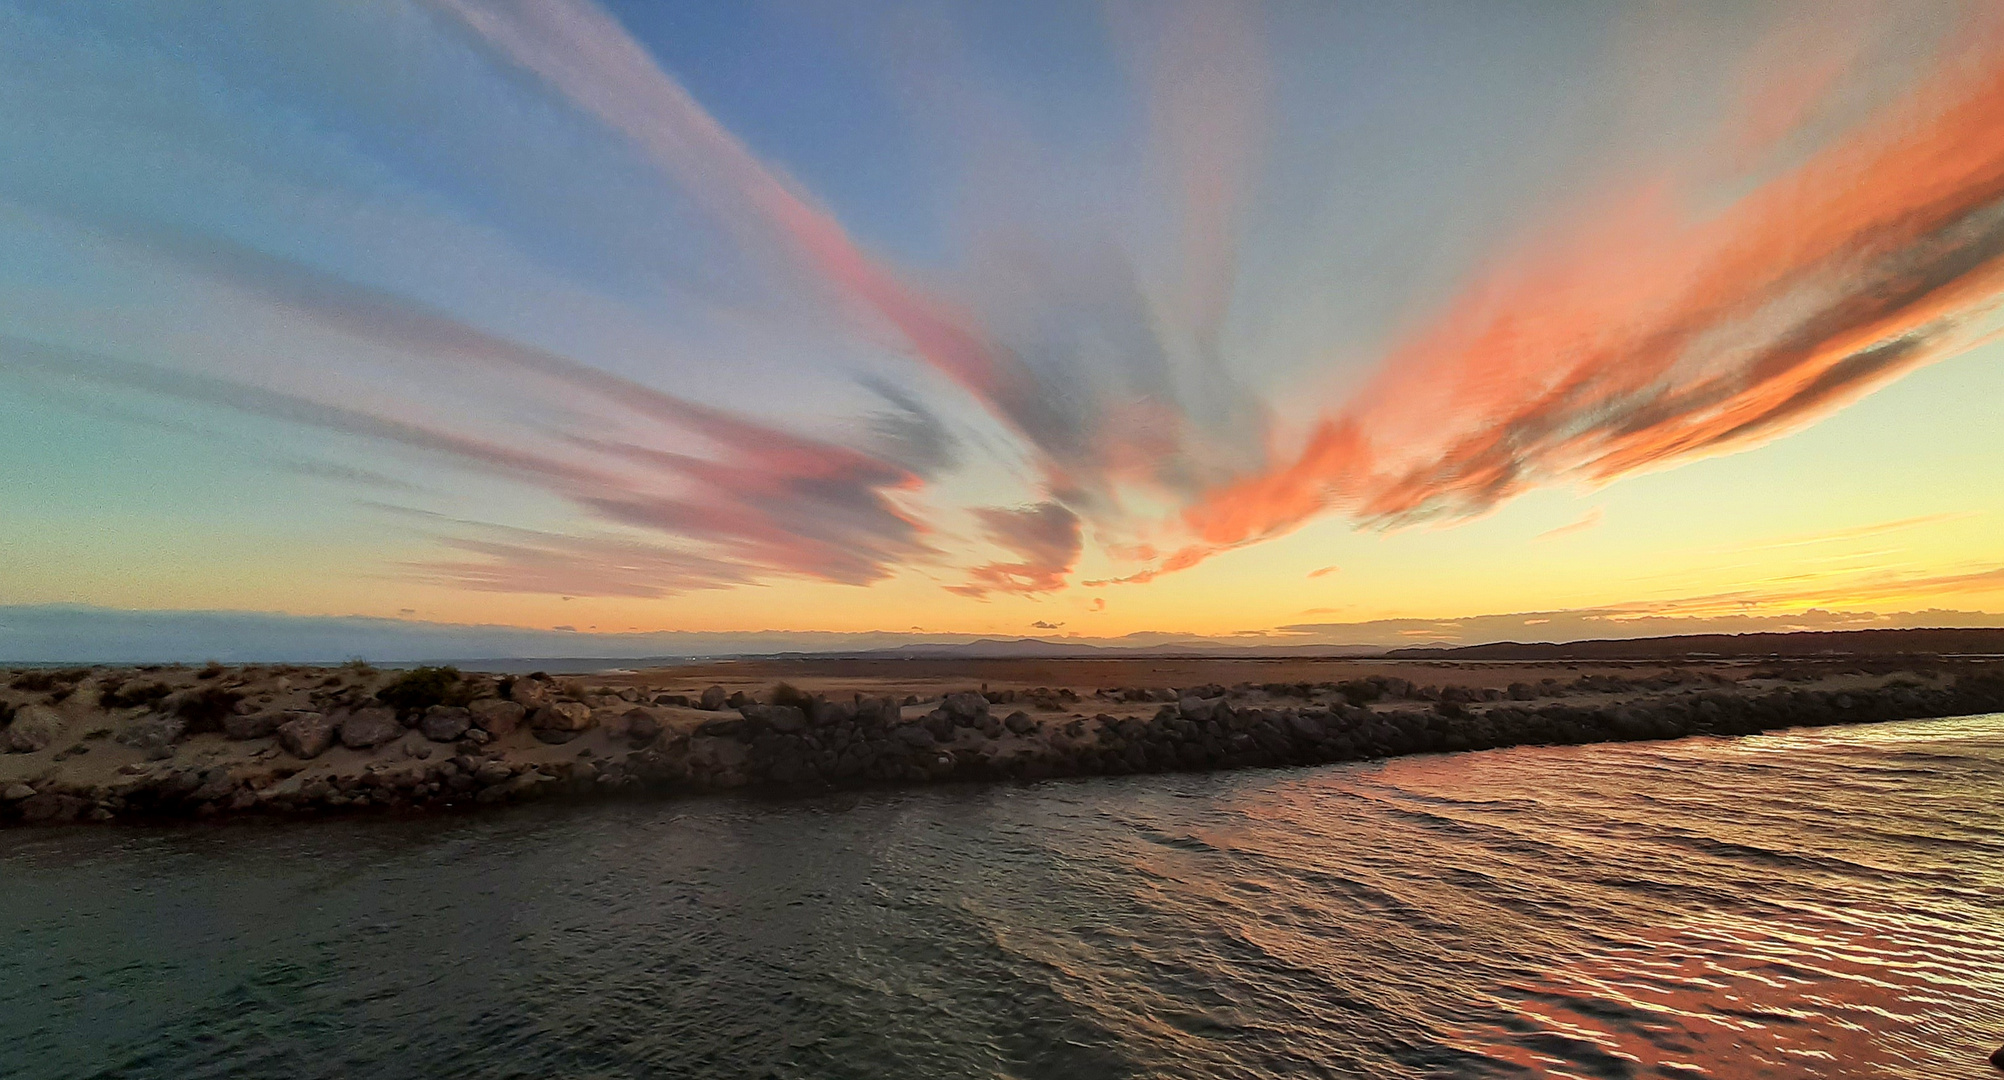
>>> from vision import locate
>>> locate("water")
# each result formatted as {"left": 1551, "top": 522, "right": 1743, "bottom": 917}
{"left": 4, "top": 715, "right": 2001, "bottom": 1079}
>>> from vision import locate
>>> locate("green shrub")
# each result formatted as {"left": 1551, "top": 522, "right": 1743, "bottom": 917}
{"left": 175, "top": 685, "right": 243, "bottom": 730}
{"left": 102, "top": 680, "right": 173, "bottom": 710}
{"left": 376, "top": 666, "right": 470, "bottom": 713}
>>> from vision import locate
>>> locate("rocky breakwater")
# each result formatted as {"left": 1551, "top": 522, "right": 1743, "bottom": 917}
{"left": 634, "top": 668, "right": 2004, "bottom": 793}
{"left": 2, "top": 663, "right": 2003, "bottom": 824}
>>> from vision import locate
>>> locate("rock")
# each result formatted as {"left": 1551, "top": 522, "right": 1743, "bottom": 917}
{"left": 18, "top": 792, "right": 85, "bottom": 823}
{"left": 118, "top": 715, "right": 188, "bottom": 758}
{"left": 533, "top": 727, "right": 583, "bottom": 744}
{"left": 5, "top": 706, "right": 64, "bottom": 753}
{"left": 419, "top": 707, "right": 471, "bottom": 743}
{"left": 1003, "top": 710, "right": 1036, "bottom": 735}
{"left": 277, "top": 712, "right": 338, "bottom": 759}
{"left": 474, "top": 760, "right": 514, "bottom": 785}
{"left": 339, "top": 707, "right": 403, "bottom": 750}
{"left": 469, "top": 698, "right": 525, "bottom": 737}
{"left": 625, "top": 710, "right": 661, "bottom": 746}
{"left": 189, "top": 768, "right": 237, "bottom": 803}
{"left": 2, "top": 783, "right": 34, "bottom": 801}
{"left": 532, "top": 701, "right": 593, "bottom": 732}
{"left": 740, "top": 703, "right": 805, "bottom": 733}
{"left": 1178, "top": 696, "right": 1216, "bottom": 723}
{"left": 510, "top": 677, "right": 552, "bottom": 710}
{"left": 941, "top": 692, "right": 989, "bottom": 724}
{"left": 894, "top": 724, "right": 936, "bottom": 749}
{"left": 1989, "top": 1044, "right": 2004, "bottom": 1071}
{"left": 696, "top": 716, "right": 744, "bottom": 738}
{"left": 699, "top": 685, "right": 728, "bottom": 710}
{"left": 222, "top": 711, "right": 282, "bottom": 741}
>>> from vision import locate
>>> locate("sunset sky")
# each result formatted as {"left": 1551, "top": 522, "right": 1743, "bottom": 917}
{"left": 3, "top": 0, "right": 2003, "bottom": 657}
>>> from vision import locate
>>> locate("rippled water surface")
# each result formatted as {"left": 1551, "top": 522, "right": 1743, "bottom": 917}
{"left": 4, "top": 714, "right": 2002, "bottom": 1079}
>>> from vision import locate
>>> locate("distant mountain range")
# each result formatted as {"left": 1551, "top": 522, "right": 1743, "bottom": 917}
{"left": 1386, "top": 627, "right": 2004, "bottom": 661}
{"left": 769, "top": 637, "right": 1389, "bottom": 660}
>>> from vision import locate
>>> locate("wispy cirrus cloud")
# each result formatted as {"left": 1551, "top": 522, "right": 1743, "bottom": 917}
{"left": 1132, "top": 13, "right": 2004, "bottom": 578}
{"left": 948, "top": 502, "right": 1083, "bottom": 598}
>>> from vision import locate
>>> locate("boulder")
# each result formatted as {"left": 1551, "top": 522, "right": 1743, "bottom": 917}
{"left": 623, "top": 709, "right": 660, "bottom": 746}
{"left": 696, "top": 716, "right": 744, "bottom": 738}
{"left": 1989, "top": 1044, "right": 2003, "bottom": 1070}
{"left": 1178, "top": 696, "right": 1216, "bottom": 723}
{"left": 532, "top": 701, "right": 593, "bottom": 732}
{"left": 2, "top": 783, "right": 33, "bottom": 801}
{"left": 469, "top": 698, "right": 525, "bottom": 737}
{"left": 118, "top": 715, "right": 186, "bottom": 760}
{"left": 699, "top": 685, "right": 728, "bottom": 711}
{"left": 1003, "top": 710, "right": 1036, "bottom": 735}
{"left": 474, "top": 760, "right": 515, "bottom": 785}
{"left": 510, "top": 677, "right": 552, "bottom": 710}
{"left": 420, "top": 707, "right": 471, "bottom": 743}
{"left": 941, "top": 692, "right": 989, "bottom": 724}
{"left": 189, "top": 767, "right": 237, "bottom": 803}
{"left": 222, "top": 711, "right": 283, "bottom": 741}
{"left": 277, "top": 712, "right": 337, "bottom": 759}
{"left": 5, "top": 706, "right": 64, "bottom": 754}
{"left": 18, "top": 792, "right": 85, "bottom": 823}
{"left": 338, "top": 707, "right": 403, "bottom": 750}
{"left": 740, "top": 703, "right": 805, "bottom": 734}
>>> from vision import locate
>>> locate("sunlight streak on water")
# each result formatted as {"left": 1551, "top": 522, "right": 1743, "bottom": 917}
{"left": 2, "top": 714, "right": 2000, "bottom": 1078}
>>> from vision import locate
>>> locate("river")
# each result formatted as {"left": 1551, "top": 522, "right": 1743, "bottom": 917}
{"left": 4, "top": 713, "right": 2001, "bottom": 1079}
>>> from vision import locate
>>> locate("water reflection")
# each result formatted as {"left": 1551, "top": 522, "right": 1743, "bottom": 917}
{"left": 1, "top": 715, "right": 1998, "bottom": 1079}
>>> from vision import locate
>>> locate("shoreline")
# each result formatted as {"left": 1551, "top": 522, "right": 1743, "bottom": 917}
{"left": 4, "top": 659, "right": 2002, "bottom": 825}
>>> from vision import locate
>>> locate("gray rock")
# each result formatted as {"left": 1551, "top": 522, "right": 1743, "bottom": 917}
{"left": 222, "top": 711, "right": 282, "bottom": 741}
{"left": 419, "top": 707, "right": 470, "bottom": 743}
{"left": 625, "top": 710, "right": 661, "bottom": 745}
{"left": 2, "top": 783, "right": 34, "bottom": 801}
{"left": 699, "top": 685, "right": 728, "bottom": 711}
{"left": 894, "top": 724, "right": 937, "bottom": 749}
{"left": 739, "top": 703, "right": 805, "bottom": 733}
{"left": 5, "top": 706, "right": 64, "bottom": 754}
{"left": 509, "top": 677, "right": 552, "bottom": 710}
{"left": 1178, "top": 696, "right": 1216, "bottom": 723}
{"left": 941, "top": 692, "right": 989, "bottom": 724}
{"left": 277, "top": 712, "right": 337, "bottom": 759}
{"left": 189, "top": 768, "right": 237, "bottom": 803}
{"left": 1003, "top": 710, "right": 1036, "bottom": 735}
{"left": 532, "top": 701, "right": 593, "bottom": 732}
{"left": 469, "top": 698, "right": 525, "bottom": 737}
{"left": 474, "top": 760, "right": 514, "bottom": 785}
{"left": 338, "top": 707, "right": 403, "bottom": 750}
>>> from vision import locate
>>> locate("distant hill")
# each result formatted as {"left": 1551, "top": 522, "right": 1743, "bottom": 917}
{"left": 773, "top": 637, "right": 1388, "bottom": 660}
{"left": 1386, "top": 627, "right": 2004, "bottom": 661}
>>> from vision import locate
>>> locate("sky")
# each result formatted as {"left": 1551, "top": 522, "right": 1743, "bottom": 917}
{"left": 3, "top": 0, "right": 2003, "bottom": 659}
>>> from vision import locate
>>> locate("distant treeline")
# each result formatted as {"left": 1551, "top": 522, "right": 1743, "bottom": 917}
{"left": 1388, "top": 627, "right": 2004, "bottom": 661}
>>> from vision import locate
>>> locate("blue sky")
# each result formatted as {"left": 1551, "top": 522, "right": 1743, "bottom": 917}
{"left": 2, "top": 0, "right": 2002, "bottom": 660}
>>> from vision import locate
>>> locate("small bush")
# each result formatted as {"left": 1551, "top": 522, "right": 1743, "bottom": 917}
{"left": 197, "top": 660, "right": 226, "bottom": 680}
{"left": 102, "top": 680, "right": 173, "bottom": 710}
{"left": 769, "top": 682, "right": 815, "bottom": 712}
{"left": 376, "top": 666, "right": 470, "bottom": 713}
{"left": 343, "top": 659, "right": 378, "bottom": 677}
{"left": 10, "top": 671, "right": 58, "bottom": 692}
{"left": 175, "top": 685, "right": 243, "bottom": 731}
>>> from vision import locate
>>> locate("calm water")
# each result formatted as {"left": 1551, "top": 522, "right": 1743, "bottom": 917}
{"left": 4, "top": 715, "right": 2002, "bottom": 1080}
